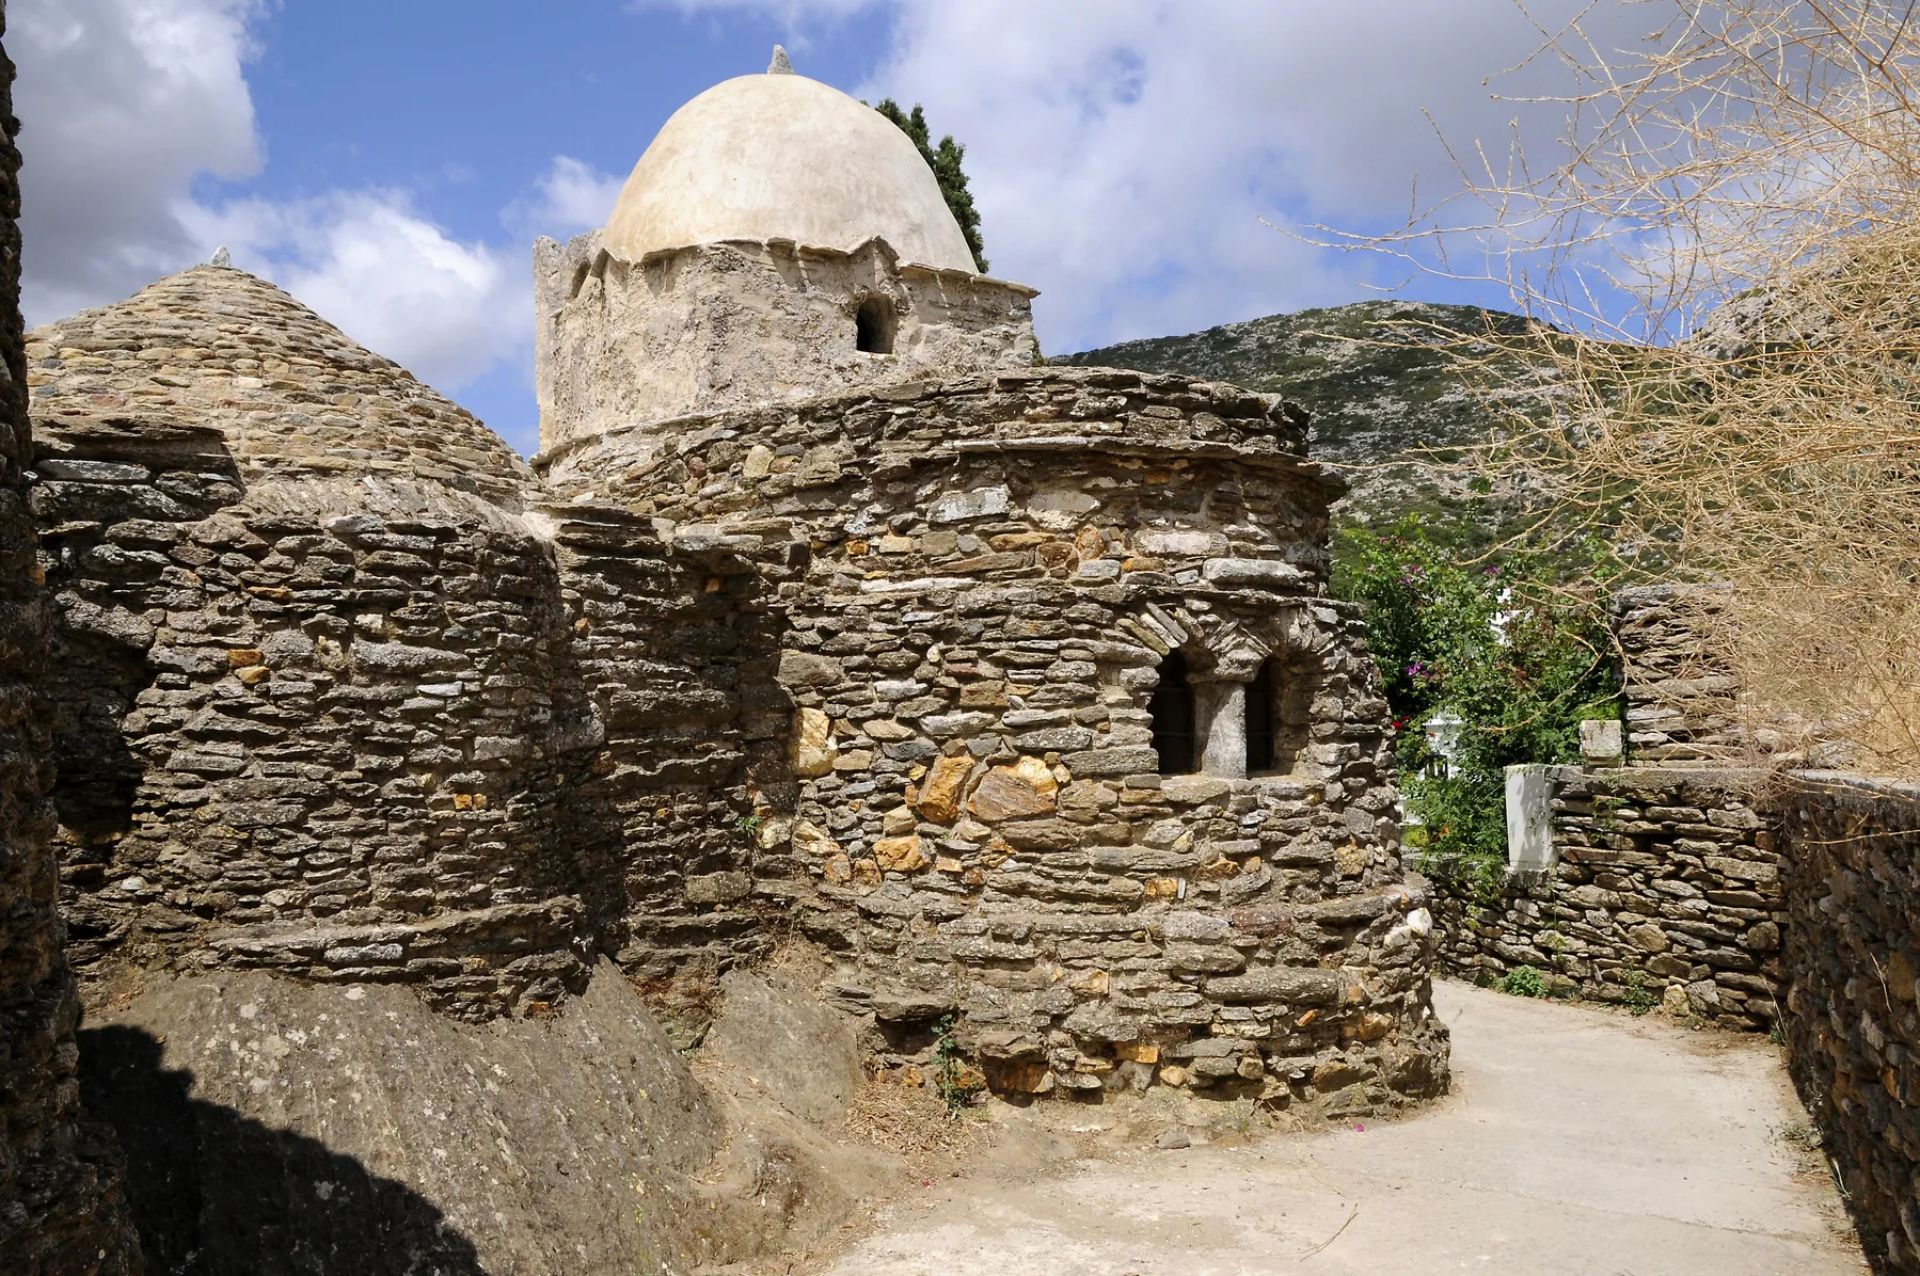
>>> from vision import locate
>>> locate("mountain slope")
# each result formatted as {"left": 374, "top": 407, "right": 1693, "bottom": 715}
{"left": 1058, "top": 300, "right": 1542, "bottom": 535}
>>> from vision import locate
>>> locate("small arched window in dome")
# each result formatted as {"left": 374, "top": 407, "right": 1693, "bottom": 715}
{"left": 855, "top": 296, "right": 897, "bottom": 354}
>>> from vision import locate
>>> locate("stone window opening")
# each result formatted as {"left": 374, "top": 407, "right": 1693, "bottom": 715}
{"left": 1149, "top": 649, "right": 1196, "bottom": 775}
{"left": 855, "top": 296, "right": 896, "bottom": 354}
{"left": 1244, "top": 654, "right": 1322, "bottom": 777}
{"left": 1246, "top": 659, "right": 1278, "bottom": 772}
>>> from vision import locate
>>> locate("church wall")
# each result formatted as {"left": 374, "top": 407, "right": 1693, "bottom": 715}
{"left": 533, "top": 234, "right": 1038, "bottom": 452}
{"left": 539, "top": 502, "right": 787, "bottom": 1004}
{"left": 23, "top": 275, "right": 1450, "bottom": 1114}
{"left": 542, "top": 366, "right": 1451, "bottom": 1113}
{"left": 33, "top": 417, "right": 593, "bottom": 1020}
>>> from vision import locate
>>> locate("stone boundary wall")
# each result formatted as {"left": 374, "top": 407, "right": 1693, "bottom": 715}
{"left": 1776, "top": 773, "right": 1920, "bottom": 1275}
{"left": 1428, "top": 766, "right": 1786, "bottom": 1028}
{"left": 1614, "top": 585, "right": 1742, "bottom": 764}
{"left": 0, "top": 5, "right": 143, "bottom": 1266}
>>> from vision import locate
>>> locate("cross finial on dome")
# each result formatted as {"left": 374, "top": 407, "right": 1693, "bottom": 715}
{"left": 768, "top": 45, "right": 793, "bottom": 74}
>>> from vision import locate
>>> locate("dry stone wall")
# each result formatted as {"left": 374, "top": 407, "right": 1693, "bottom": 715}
{"left": 0, "top": 5, "right": 143, "bottom": 1267}
{"left": 1424, "top": 581, "right": 1920, "bottom": 1268}
{"left": 27, "top": 270, "right": 597, "bottom": 1019}
{"left": 26, "top": 264, "right": 1448, "bottom": 1114}
{"left": 1615, "top": 584, "right": 1742, "bottom": 764}
{"left": 545, "top": 366, "right": 1450, "bottom": 1113}
{"left": 1430, "top": 766, "right": 1786, "bottom": 1028}
{"left": 539, "top": 502, "right": 784, "bottom": 997}
{"left": 1777, "top": 774, "right": 1920, "bottom": 1276}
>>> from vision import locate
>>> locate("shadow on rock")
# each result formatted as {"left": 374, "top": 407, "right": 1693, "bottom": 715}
{"left": 79, "top": 1025, "right": 488, "bottom": 1276}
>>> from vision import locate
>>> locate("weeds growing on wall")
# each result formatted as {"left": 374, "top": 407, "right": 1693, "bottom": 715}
{"left": 1625, "top": 966, "right": 1658, "bottom": 1017}
{"left": 1500, "top": 965, "right": 1549, "bottom": 998}
{"left": 930, "top": 1014, "right": 983, "bottom": 1118}
{"left": 1335, "top": 514, "right": 1620, "bottom": 876}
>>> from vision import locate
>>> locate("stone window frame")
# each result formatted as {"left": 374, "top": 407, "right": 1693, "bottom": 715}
{"left": 1144, "top": 608, "right": 1327, "bottom": 782}
{"left": 1243, "top": 651, "right": 1323, "bottom": 779}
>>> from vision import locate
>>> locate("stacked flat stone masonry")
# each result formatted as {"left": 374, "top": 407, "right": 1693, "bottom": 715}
{"left": 538, "top": 501, "right": 784, "bottom": 995}
{"left": 543, "top": 366, "right": 1451, "bottom": 1111}
{"left": 27, "top": 269, "right": 596, "bottom": 1019}
{"left": 1430, "top": 766, "right": 1786, "bottom": 1027}
{"left": 1615, "top": 584, "right": 1742, "bottom": 764}
{"left": 25, "top": 262, "right": 1448, "bottom": 1112}
{"left": 1777, "top": 774, "right": 1920, "bottom": 1276}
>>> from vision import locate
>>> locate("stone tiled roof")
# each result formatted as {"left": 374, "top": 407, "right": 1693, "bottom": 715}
{"left": 26, "top": 265, "right": 534, "bottom": 514}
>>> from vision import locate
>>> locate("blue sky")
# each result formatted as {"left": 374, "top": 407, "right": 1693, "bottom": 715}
{"left": 13, "top": 0, "right": 1624, "bottom": 454}
{"left": 238, "top": 1, "right": 896, "bottom": 442}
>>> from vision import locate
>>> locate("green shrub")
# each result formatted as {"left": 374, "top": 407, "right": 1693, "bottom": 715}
{"left": 1500, "top": 965, "right": 1549, "bottom": 998}
{"left": 1334, "top": 515, "right": 1620, "bottom": 877}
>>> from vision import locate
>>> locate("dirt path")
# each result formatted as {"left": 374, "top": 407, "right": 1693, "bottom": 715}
{"left": 825, "top": 980, "right": 1867, "bottom": 1275}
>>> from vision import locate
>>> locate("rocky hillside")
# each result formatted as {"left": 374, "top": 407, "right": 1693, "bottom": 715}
{"left": 1059, "top": 300, "right": 1543, "bottom": 538}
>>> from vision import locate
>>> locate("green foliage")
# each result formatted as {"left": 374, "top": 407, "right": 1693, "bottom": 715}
{"left": 1334, "top": 514, "right": 1621, "bottom": 870}
{"left": 873, "top": 100, "right": 989, "bottom": 273}
{"left": 1500, "top": 965, "right": 1549, "bottom": 998}
{"left": 1624, "top": 967, "right": 1657, "bottom": 1017}
{"left": 930, "top": 1013, "right": 983, "bottom": 1117}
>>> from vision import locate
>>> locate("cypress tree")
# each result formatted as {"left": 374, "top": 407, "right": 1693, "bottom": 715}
{"left": 873, "top": 99, "right": 989, "bottom": 274}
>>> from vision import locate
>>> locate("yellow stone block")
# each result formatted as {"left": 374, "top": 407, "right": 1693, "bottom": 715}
{"left": 873, "top": 835, "right": 927, "bottom": 873}
{"left": 790, "top": 707, "right": 837, "bottom": 777}
{"left": 1067, "top": 968, "right": 1110, "bottom": 996}
{"left": 913, "top": 754, "right": 973, "bottom": 823}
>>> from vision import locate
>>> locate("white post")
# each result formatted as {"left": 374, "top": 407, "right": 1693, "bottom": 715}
{"left": 1505, "top": 764, "right": 1557, "bottom": 872}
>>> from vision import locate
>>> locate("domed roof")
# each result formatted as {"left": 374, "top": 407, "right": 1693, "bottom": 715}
{"left": 602, "top": 70, "right": 978, "bottom": 273}
{"left": 26, "top": 265, "right": 537, "bottom": 518}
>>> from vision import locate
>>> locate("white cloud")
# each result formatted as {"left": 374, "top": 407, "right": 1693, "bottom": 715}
{"left": 184, "top": 192, "right": 530, "bottom": 393}
{"left": 629, "top": 0, "right": 876, "bottom": 32}
{"left": 12, "top": 0, "right": 529, "bottom": 394}
{"left": 12, "top": 0, "right": 262, "bottom": 324}
{"left": 505, "top": 156, "right": 628, "bottom": 242}
{"left": 614, "top": 0, "right": 1647, "bottom": 352}
{"left": 13, "top": 0, "right": 1656, "bottom": 416}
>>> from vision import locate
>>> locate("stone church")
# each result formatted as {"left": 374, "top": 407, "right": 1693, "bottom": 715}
{"left": 26, "top": 56, "right": 1446, "bottom": 1115}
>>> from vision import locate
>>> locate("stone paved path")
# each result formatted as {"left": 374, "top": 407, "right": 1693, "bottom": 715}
{"left": 828, "top": 980, "right": 1867, "bottom": 1275}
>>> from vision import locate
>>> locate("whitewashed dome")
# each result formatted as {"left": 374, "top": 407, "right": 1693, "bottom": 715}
{"left": 602, "top": 67, "right": 978, "bottom": 273}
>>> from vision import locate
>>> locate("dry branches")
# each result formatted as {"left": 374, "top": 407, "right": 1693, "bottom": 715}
{"left": 1331, "top": 0, "right": 1920, "bottom": 774}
